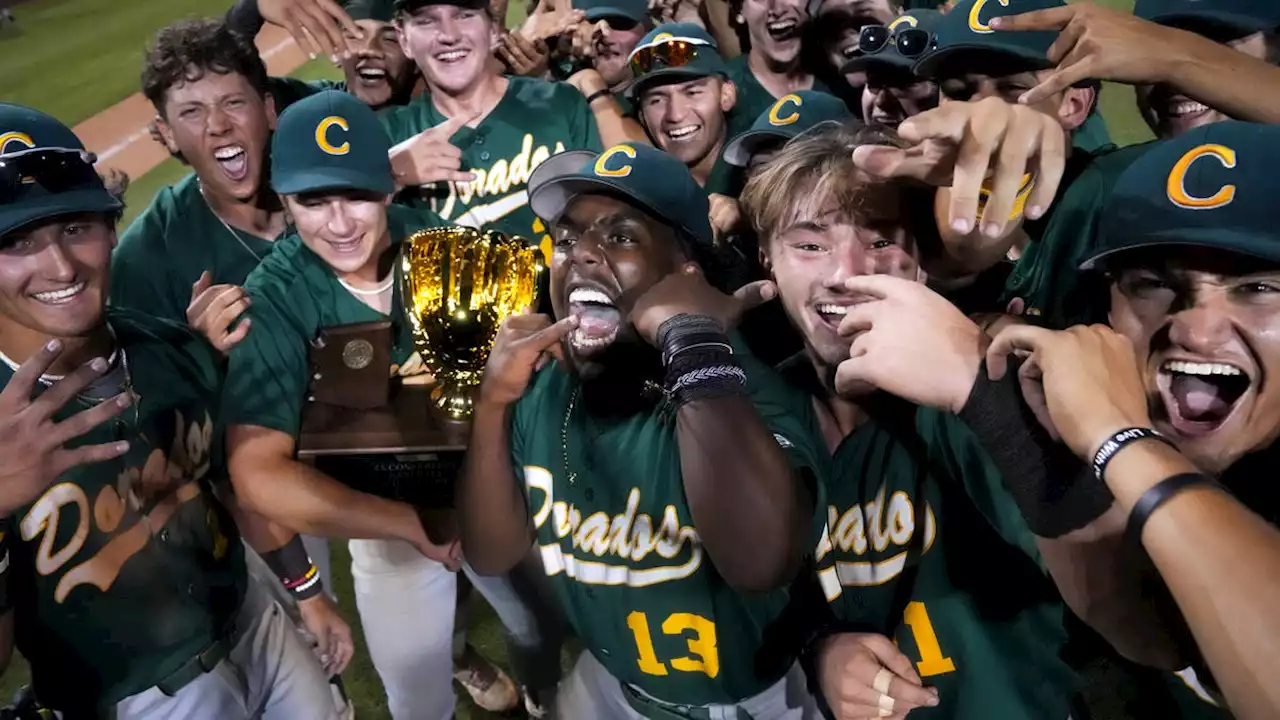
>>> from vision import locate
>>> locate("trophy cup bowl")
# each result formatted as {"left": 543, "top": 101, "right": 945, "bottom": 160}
{"left": 399, "top": 226, "right": 544, "bottom": 420}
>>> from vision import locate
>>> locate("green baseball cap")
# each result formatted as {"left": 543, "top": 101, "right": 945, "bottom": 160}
{"left": 1135, "top": 0, "right": 1280, "bottom": 39}
{"left": 841, "top": 9, "right": 943, "bottom": 75}
{"left": 722, "top": 91, "right": 852, "bottom": 167}
{"left": 575, "top": 0, "right": 648, "bottom": 24}
{"left": 1086, "top": 121, "right": 1280, "bottom": 270}
{"left": 393, "top": 0, "right": 487, "bottom": 15}
{"left": 346, "top": 0, "right": 396, "bottom": 21}
{"left": 0, "top": 103, "right": 121, "bottom": 239}
{"left": 271, "top": 90, "right": 395, "bottom": 195}
{"left": 529, "top": 143, "right": 713, "bottom": 247}
{"left": 913, "top": 0, "right": 1064, "bottom": 79}
{"left": 625, "top": 23, "right": 729, "bottom": 101}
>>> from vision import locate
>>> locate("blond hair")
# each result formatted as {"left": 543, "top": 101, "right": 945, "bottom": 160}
{"left": 740, "top": 122, "right": 935, "bottom": 249}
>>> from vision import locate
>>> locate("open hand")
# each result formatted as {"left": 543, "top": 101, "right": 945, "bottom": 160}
{"left": 629, "top": 264, "right": 776, "bottom": 346}
{"left": 259, "top": 0, "right": 362, "bottom": 62}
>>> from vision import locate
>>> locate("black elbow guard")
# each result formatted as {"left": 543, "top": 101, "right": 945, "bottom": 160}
{"left": 959, "top": 361, "right": 1116, "bottom": 538}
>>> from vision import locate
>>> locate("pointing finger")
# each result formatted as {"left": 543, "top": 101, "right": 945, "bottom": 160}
{"left": 525, "top": 315, "right": 580, "bottom": 352}
{"left": 427, "top": 111, "right": 480, "bottom": 140}
{"left": 989, "top": 6, "right": 1074, "bottom": 32}
{"left": 986, "top": 324, "right": 1051, "bottom": 380}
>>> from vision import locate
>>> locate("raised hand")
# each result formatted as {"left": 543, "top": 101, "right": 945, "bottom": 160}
{"left": 188, "top": 271, "right": 252, "bottom": 354}
{"left": 986, "top": 324, "right": 1153, "bottom": 463}
{"left": 832, "top": 274, "right": 984, "bottom": 412}
{"left": 851, "top": 96, "right": 1068, "bottom": 238}
{"left": 389, "top": 112, "right": 481, "bottom": 189}
{"left": 480, "top": 311, "right": 580, "bottom": 406}
{"left": 817, "top": 632, "right": 940, "bottom": 720}
{"left": 518, "top": 0, "right": 585, "bottom": 44}
{"left": 991, "top": 5, "right": 1186, "bottom": 106}
{"left": 0, "top": 341, "right": 132, "bottom": 515}
{"left": 498, "top": 31, "right": 551, "bottom": 77}
{"left": 258, "top": 0, "right": 363, "bottom": 62}
{"left": 629, "top": 264, "right": 776, "bottom": 346}
{"left": 708, "top": 193, "right": 743, "bottom": 247}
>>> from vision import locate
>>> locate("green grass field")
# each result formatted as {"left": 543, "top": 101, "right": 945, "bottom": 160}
{"left": 0, "top": 0, "right": 1153, "bottom": 717}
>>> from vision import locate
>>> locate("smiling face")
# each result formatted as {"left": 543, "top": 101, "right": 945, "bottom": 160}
{"left": 157, "top": 70, "right": 277, "bottom": 204}
{"left": 740, "top": 0, "right": 807, "bottom": 67}
{"left": 549, "top": 193, "right": 686, "bottom": 377}
{"left": 1108, "top": 248, "right": 1280, "bottom": 474}
{"left": 639, "top": 76, "right": 735, "bottom": 170}
{"left": 0, "top": 213, "right": 114, "bottom": 344}
{"left": 342, "top": 19, "right": 419, "bottom": 109}
{"left": 397, "top": 4, "right": 498, "bottom": 96}
{"left": 591, "top": 17, "right": 648, "bottom": 89}
{"left": 283, "top": 190, "right": 393, "bottom": 279}
{"left": 1136, "top": 32, "right": 1270, "bottom": 140}
{"left": 862, "top": 67, "right": 938, "bottom": 129}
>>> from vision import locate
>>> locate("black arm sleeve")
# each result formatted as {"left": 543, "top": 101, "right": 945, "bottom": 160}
{"left": 225, "top": 0, "right": 266, "bottom": 40}
{"left": 957, "top": 359, "right": 1116, "bottom": 537}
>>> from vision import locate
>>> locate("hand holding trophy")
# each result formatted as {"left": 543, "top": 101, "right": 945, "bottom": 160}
{"left": 399, "top": 226, "right": 545, "bottom": 419}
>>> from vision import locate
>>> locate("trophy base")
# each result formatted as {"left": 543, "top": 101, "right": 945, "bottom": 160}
{"left": 431, "top": 376, "right": 479, "bottom": 421}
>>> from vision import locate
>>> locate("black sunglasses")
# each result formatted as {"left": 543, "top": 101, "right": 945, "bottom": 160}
{"left": 858, "top": 24, "right": 934, "bottom": 58}
{"left": 0, "top": 147, "right": 100, "bottom": 205}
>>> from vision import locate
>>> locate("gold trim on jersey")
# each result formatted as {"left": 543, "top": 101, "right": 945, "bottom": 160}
{"left": 436, "top": 134, "right": 567, "bottom": 225}
{"left": 525, "top": 466, "right": 703, "bottom": 588}
{"left": 813, "top": 483, "right": 937, "bottom": 601}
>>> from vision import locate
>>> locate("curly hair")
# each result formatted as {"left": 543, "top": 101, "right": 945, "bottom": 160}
{"left": 141, "top": 18, "right": 270, "bottom": 116}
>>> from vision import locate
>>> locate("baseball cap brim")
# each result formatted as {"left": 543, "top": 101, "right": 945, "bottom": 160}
{"left": 1147, "top": 11, "right": 1277, "bottom": 39}
{"left": 585, "top": 5, "right": 645, "bottom": 22}
{"left": 273, "top": 167, "right": 395, "bottom": 196}
{"left": 0, "top": 187, "right": 122, "bottom": 238}
{"left": 1081, "top": 228, "right": 1280, "bottom": 270}
{"left": 912, "top": 45, "right": 1050, "bottom": 79}
{"left": 841, "top": 51, "right": 915, "bottom": 75}
{"left": 722, "top": 129, "right": 788, "bottom": 167}
{"left": 624, "top": 67, "right": 719, "bottom": 100}
{"left": 395, "top": 0, "right": 486, "bottom": 13}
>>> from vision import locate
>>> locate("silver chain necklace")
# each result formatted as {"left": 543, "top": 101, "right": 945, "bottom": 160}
{"left": 199, "top": 183, "right": 267, "bottom": 263}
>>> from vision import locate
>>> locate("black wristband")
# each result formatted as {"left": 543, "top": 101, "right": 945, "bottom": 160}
{"left": 1092, "top": 427, "right": 1176, "bottom": 481}
{"left": 261, "top": 536, "right": 324, "bottom": 601}
{"left": 1125, "top": 473, "right": 1216, "bottom": 547}
{"left": 584, "top": 88, "right": 611, "bottom": 105}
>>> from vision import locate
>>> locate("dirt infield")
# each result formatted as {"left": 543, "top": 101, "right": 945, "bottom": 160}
{"left": 75, "top": 25, "right": 309, "bottom": 182}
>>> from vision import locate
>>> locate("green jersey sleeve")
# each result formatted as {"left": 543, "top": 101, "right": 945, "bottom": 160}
{"left": 111, "top": 188, "right": 189, "bottom": 322}
{"left": 566, "top": 85, "right": 603, "bottom": 153}
{"left": 221, "top": 262, "right": 316, "bottom": 437}
{"left": 919, "top": 410, "right": 1043, "bottom": 564}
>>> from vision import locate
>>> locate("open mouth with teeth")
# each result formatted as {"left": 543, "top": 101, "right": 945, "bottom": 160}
{"left": 213, "top": 144, "right": 249, "bottom": 182}
{"left": 434, "top": 49, "right": 470, "bottom": 65}
{"left": 813, "top": 303, "right": 849, "bottom": 331}
{"left": 765, "top": 18, "right": 799, "bottom": 41}
{"left": 356, "top": 64, "right": 389, "bottom": 85}
{"left": 664, "top": 124, "right": 702, "bottom": 144}
{"left": 567, "top": 287, "right": 622, "bottom": 354}
{"left": 1157, "top": 359, "right": 1253, "bottom": 437}
{"left": 31, "top": 281, "right": 87, "bottom": 306}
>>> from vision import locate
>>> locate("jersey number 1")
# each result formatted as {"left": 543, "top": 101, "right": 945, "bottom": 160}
{"left": 901, "top": 601, "right": 956, "bottom": 677}
{"left": 627, "top": 611, "right": 719, "bottom": 679}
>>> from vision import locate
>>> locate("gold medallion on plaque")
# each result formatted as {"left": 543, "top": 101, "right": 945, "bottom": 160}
{"left": 342, "top": 339, "right": 375, "bottom": 370}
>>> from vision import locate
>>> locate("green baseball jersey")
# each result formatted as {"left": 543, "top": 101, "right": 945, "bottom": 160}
{"left": 511, "top": 347, "right": 826, "bottom": 705}
{"left": 222, "top": 204, "right": 443, "bottom": 436}
{"left": 379, "top": 77, "right": 602, "bottom": 259}
{"left": 1001, "top": 141, "right": 1156, "bottom": 328}
{"left": 112, "top": 173, "right": 283, "bottom": 322}
{"left": 783, "top": 361, "right": 1077, "bottom": 719}
{"left": 723, "top": 56, "right": 834, "bottom": 138}
{"left": 0, "top": 309, "right": 245, "bottom": 712}
{"left": 1072, "top": 108, "right": 1114, "bottom": 154}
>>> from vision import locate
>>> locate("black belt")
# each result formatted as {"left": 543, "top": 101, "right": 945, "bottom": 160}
{"left": 155, "top": 629, "right": 236, "bottom": 697}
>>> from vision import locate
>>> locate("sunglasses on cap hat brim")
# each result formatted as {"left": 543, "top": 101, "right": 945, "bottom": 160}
{"left": 0, "top": 147, "right": 102, "bottom": 205}
{"left": 629, "top": 38, "right": 711, "bottom": 75}
{"left": 857, "top": 24, "right": 935, "bottom": 59}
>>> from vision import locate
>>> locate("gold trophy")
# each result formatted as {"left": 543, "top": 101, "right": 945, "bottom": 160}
{"left": 399, "top": 226, "right": 544, "bottom": 420}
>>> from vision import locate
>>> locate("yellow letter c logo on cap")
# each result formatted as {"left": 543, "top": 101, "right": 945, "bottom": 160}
{"left": 1167, "top": 143, "right": 1237, "bottom": 210}
{"left": 0, "top": 132, "right": 35, "bottom": 154}
{"left": 315, "top": 116, "right": 350, "bottom": 156}
{"left": 769, "top": 94, "right": 803, "bottom": 126}
{"left": 969, "top": 0, "right": 1010, "bottom": 34}
{"left": 594, "top": 145, "right": 637, "bottom": 178}
{"left": 888, "top": 15, "right": 919, "bottom": 30}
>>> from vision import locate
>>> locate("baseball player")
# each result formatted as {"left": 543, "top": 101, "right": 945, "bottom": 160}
{"left": 1133, "top": 0, "right": 1280, "bottom": 139}
{"left": 724, "top": 0, "right": 832, "bottom": 136}
{"left": 381, "top": 0, "right": 602, "bottom": 253}
{"left": 740, "top": 121, "right": 1081, "bottom": 720}
{"left": 459, "top": 141, "right": 827, "bottom": 718}
{"left": 721, "top": 89, "right": 851, "bottom": 178}
{"left": 0, "top": 102, "right": 338, "bottom": 719}
{"left": 568, "top": 0, "right": 652, "bottom": 116}
{"left": 838, "top": 9, "right": 941, "bottom": 130}
{"left": 627, "top": 23, "right": 746, "bottom": 194}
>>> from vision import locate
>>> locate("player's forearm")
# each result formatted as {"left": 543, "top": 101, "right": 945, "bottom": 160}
{"left": 677, "top": 399, "right": 808, "bottom": 591}
{"left": 568, "top": 70, "right": 650, "bottom": 148}
{"left": 1106, "top": 442, "right": 1280, "bottom": 718}
{"left": 701, "top": 0, "right": 740, "bottom": 59}
{"left": 459, "top": 401, "right": 534, "bottom": 575}
{"left": 1160, "top": 29, "right": 1280, "bottom": 126}
{"left": 227, "top": 440, "right": 421, "bottom": 543}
